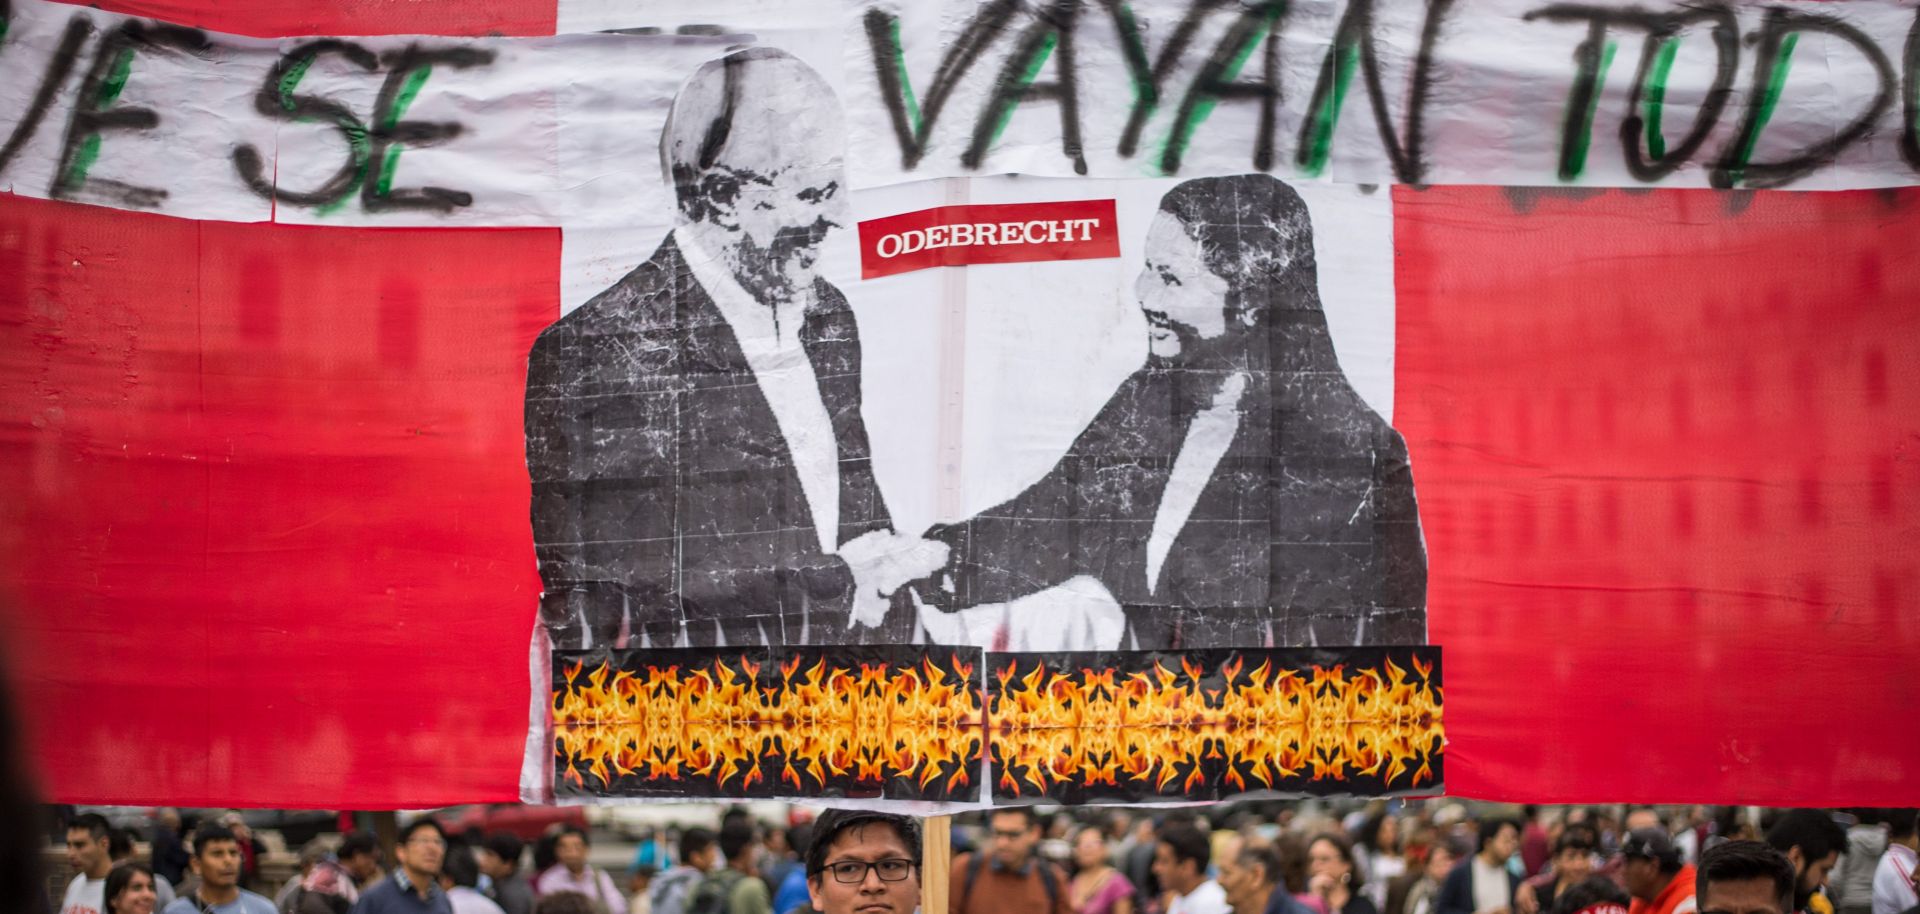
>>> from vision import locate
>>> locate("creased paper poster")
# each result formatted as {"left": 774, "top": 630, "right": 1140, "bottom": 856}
{"left": 551, "top": 646, "right": 984, "bottom": 801}
{"left": 522, "top": 47, "right": 1420, "bottom": 666}
{"left": 987, "top": 647, "right": 1443, "bottom": 804}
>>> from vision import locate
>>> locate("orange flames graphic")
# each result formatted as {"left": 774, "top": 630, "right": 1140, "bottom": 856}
{"left": 552, "top": 652, "right": 983, "bottom": 800}
{"left": 989, "top": 652, "right": 1443, "bottom": 799}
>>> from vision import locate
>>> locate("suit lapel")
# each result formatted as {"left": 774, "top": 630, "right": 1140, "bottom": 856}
{"left": 799, "top": 287, "right": 891, "bottom": 542}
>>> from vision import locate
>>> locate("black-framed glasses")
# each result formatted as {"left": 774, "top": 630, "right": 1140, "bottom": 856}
{"left": 817, "top": 858, "right": 916, "bottom": 884}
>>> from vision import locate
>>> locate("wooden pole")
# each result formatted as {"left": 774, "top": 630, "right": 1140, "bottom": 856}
{"left": 922, "top": 815, "right": 953, "bottom": 914}
{"left": 372, "top": 811, "right": 399, "bottom": 866}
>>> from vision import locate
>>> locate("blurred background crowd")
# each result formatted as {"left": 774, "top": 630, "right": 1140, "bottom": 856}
{"left": 41, "top": 801, "right": 1919, "bottom": 914}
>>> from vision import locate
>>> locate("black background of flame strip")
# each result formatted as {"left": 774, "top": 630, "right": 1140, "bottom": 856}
{"left": 549, "top": 644, "right": 1440, "bottom": 802}
{"left": 987, "top": 645, "right": 1443, "bottom": 804}
{"left": 551, "top": 645, "right": 985, "bottom": 801}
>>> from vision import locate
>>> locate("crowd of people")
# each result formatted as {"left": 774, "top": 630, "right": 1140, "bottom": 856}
{"left": 48, "top": 805, "right": 1920, "bottom": 914}
{"left": 930, "top": 805, "right": 1918, "bottom": 914}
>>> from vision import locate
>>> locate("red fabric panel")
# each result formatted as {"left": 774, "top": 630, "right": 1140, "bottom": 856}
{"left": 54, "top": 0, "right": 557, "bottom": 37}
{"left": 1394, "top": 186, "right": 1920, "bottom": 805}
{"left": 0, "top": 195, "right": 557, "bottom": 807}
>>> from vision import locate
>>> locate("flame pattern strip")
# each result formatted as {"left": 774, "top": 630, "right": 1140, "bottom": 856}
{"left": 988, "top": 648, "right": 1443, "bottom": 803}
{"left": 552, "top": 647, "right": 984, "bottom": 801}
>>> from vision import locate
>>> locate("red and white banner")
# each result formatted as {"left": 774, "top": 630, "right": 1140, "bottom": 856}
{"left": 1, "top": 0, "right": 1917, "bottom": 809}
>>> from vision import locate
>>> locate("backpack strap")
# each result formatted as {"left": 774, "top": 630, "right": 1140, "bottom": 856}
{"left": 960, "top": 852, "right": 988, "bottom": 914}
{"left": 1036, "top": 861, "right": 1059, "bottom": 914}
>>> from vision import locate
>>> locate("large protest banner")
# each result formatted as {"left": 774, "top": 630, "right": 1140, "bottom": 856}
{"left": 0, "top": 0, "right": 1915, "bottom": 808}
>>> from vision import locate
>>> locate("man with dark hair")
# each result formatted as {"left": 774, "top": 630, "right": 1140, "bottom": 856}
{"left": 1220, "top": 843, "right": 1313, "bottom": 914}
{"left": 535, "top": 827, "right": 625, "bottom": 914}
{"left": 1622, "top": 830, "right": 1697, "bottom": 914}
{"left": 1439, "top": 819, "right": 1521, "bottom": 914}
{"left": 804, "top": 809, "right": 919, "bottom": 914}
{"left": 161, "top": 824, "right": 278, "bottom": 914}
{"left": 350, "top": 819, "right": 452, "bottom": 914}
{"left": 63, "top": 812, "right": 115, "bottom": 914}
{"left": 1766, "top": 811, "right": 1850, "bottom": 914}
{"left": 478, "top": 833, "right": 533, "bottom": 914}
{"left": 1695, "top": 841, "right": 1796, "bottom": 914}
{"left": 953, "top": 809, "right": 1070, "bottom": 914}
{"left": 1869, "top": 811, "right": 1916, "bottom": 914}
{"left": 655, "top": 829, "right": 719, "bottom": 914}
{"left": 440, "top": 844, "right": 506, "bottom": 914}
{"left": 1155, "top": 823, "right": 1228, "bottom": 914}
{"left": 690, "top": 822, "right": 767, "bottom": 914}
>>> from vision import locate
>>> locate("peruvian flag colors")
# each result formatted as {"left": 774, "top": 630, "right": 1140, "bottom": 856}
{"left": 1, "top": 0, "right": 1916, "bottom": 809}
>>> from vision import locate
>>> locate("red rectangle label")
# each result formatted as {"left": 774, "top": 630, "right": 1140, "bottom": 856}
{"left": 858, "top": 199, "right": 1120, "bottom": 278}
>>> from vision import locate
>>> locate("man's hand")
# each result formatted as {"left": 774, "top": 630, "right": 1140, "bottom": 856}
{"left": 839, "top": 529, "right": 951, "bottom": 628}
{"left": 1515, "top": 882, "right": 1539, "bottom": 914}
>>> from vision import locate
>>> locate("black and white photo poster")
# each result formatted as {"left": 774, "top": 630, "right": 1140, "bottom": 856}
{"left": 525, "top": 49, "right": 1421, "bottom": 665}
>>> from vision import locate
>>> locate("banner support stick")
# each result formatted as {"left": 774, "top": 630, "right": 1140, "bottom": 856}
{"left": 923, "top": 815, "right": 952, "bottom": 914}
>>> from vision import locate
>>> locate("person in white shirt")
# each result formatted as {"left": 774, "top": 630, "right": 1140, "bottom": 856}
{"left": 1871, "top": 811, "right": 1917, "bottom": 914}
{"left": 1155, "top": 824, "right": 1231, "bottom": 914}
{"left": 63, "top": 813, "right": 116, "bottom": 914}
{"left": 534, "top": 828, "right": 627, "bottom": 914}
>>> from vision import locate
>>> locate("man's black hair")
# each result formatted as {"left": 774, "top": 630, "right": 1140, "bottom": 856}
{"left": 1478, "top": 818, "right": 1520, "bottom": 854}
{"left": 399, "top": 818, "right": 447, "bottom": 846}
{"left": 681, "top": 827, "right": 717, "bottom": 862}
{"left": 1236, "top": 843, "right": 1283, "bottom": 888}
{"left": 719, "top": 821, "right": 756, "bottom": 861}
{"left": 992, "top": 807, "right": 1042, "bottom": 831}
{"left": 555, "top": 825, "right": 590, "bottom": 846}
{"left": 1697, "top": 841, "right": 1794, "bottom": 914}
{"left": 108, "top": 827, "right": 135, "bottom": 860}
{"left": 1555, "top": 825, "right": 1598, "bottom": 855}
{"left": 1885, "top": 809, "right": 1917, "bottom": 841}
{"left": 787, "top": 824, "right": 813, "bottom": 859}
{"left": 1764, "top": 810, "right": 1847, "bottom": 864}
{"left": 483, "top": 831, "right": 526, "bottom": 871}
{"left": 443, "top": 844, "right": 482, "bottom": 889}
{"left": 1550, "top": 876, "right": 1630, "bottom": 914}
{"left": 534, "top": 892, "right": 601, "bottom": 914}
{"left": 67, "top": 813, "right": 112, "bottom": 842}
{"left": 192, "top": 824, "right": 238, "bottom": 857}
{"left": 805, "top": 809, "right": 921, "bottom": 879}
{"left": 340, "top": 830, "right": 379, "bottom": 861}
{"left": 1159, "top": 823, "right": 1210, "bottom": 872}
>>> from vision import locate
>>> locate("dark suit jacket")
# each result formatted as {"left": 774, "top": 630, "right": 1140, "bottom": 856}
{"left": 1436, "top": 859, "right": 1516, "bottom": 914}
{"left": 524, "top": 233, "right": 901, "bottom": 649}
{"left": 920, "top": 307, "right": 1426, "bottom": 650}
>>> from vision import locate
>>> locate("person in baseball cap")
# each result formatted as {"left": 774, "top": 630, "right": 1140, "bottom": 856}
{"left": 1622, "top": 830, "right": 1697, "bottom": 914}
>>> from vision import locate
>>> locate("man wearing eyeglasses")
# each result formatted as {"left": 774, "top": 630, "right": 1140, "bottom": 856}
{"left": 804, "top": 809, "right": 921, "bottom": 914}
{"left": 350, "top": 820, "right": 452, "bottom": 914}
{"left": 951, "top": 809, "right": 1069, "bottom": 914}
